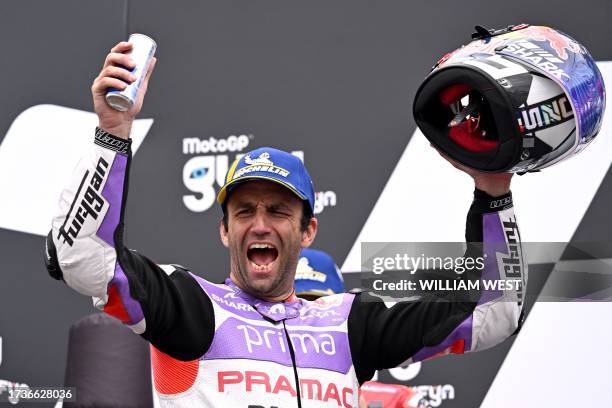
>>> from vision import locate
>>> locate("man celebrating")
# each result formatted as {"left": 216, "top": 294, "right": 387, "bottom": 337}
{"left": 45, "top": 41, "right": 525, "bottom": 407}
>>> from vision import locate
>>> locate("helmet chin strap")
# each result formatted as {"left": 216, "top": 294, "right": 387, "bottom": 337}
{"left": 448, "top": 99, "right": 479, "bottom": 128}
{"left": 440, "top": 84, "right": 499, "bottom": 152}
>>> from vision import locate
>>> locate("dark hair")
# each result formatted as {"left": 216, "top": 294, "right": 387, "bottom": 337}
{"left": 222, "top": 202, "right": 313, "bottom": 232}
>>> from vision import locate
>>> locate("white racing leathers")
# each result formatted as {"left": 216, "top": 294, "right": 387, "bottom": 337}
{"left": 45, "top": 129, "right": 527, "bottom": 408}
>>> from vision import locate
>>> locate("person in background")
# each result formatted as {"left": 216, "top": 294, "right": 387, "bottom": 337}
{"left": 294, "top": 248, "right": 345, "bottom": 301}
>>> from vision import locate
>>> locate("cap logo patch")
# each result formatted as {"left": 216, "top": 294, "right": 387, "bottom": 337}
{"left": 232, "top": 151, "right": 291, "bottom": 180}
{"left": 244, "top": 152, "right": 273, "bottom": 165}
{"left": 296, "top": 257, "right": 327, "bottom": 282}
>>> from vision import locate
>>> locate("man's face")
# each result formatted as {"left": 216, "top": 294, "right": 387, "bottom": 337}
{"left": 220, "top": 180, "right": 317, "bottom": 300}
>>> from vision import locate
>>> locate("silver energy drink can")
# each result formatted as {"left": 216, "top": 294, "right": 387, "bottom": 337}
{"left": 105, "top": 33, "right": 157, "bottom": 112}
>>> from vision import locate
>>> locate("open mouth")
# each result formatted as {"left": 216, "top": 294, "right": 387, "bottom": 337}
{"left": 247, "top": 243, "right": 279, "bottom": 272}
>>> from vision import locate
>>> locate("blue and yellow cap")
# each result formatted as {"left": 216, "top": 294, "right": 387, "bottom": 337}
{"left": 216, "top": 147, "right": 315, "bottom": 213}
{"left": 295, "top": 248, "right": 345, "bottom": 297}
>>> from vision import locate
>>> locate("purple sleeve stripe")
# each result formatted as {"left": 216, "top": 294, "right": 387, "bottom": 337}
{"left": 411, "top": 315, "right": 473, "bottom": 362}
{"left": 97, "top": 153, "right": 128, "bottom": 247}
{"left": 108, "top": 263, "right": 145, "bottom": 325}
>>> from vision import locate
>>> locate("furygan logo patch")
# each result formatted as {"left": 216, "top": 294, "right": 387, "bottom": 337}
{"left": 57, "top": 157, "right": 108, "bottom": 246}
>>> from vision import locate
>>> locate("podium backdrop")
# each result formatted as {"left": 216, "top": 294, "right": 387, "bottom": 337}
{"left": 1, "top": 1, "right": 611, "bottom": 407}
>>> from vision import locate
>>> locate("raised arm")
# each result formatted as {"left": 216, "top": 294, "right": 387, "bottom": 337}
{"left": 348, "top": 160, "right": 527, "bottom": 384}
{"left": 44, "top": 42, "right": 213, "bottom": 361}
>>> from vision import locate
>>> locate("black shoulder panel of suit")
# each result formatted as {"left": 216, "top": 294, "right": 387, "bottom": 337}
{"left": 117, "top": 248, "right": 216, "bottom": 361}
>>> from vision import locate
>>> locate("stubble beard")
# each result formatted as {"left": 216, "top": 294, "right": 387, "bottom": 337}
{"left": 229, "top": 239, "right": 301, "bottom": 300}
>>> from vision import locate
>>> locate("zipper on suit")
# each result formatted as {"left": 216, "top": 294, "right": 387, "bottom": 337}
{"left": 282, "top": 320, "right": 302, "bottom": 408}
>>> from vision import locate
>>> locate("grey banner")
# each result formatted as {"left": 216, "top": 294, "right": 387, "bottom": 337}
{"left": 361, "top": 242, "right": 612, "bottom": 302}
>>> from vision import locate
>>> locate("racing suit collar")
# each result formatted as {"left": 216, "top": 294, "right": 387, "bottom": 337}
{"left": 224, "top": 278, "right": 303, "bottom": 322}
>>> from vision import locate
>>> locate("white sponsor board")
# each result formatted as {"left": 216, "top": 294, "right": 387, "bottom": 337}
{"left": 0, "top": 104, "right": 153, "bottom": 236}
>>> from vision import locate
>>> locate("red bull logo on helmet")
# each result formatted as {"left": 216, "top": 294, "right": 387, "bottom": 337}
{"left": 438, "top": 25, "right": 583, "bottom": 71}
{"left": 520, "top": 26, "right": 583, "bottom": 60}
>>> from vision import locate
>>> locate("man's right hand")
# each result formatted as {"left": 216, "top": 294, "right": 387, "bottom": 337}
{"left": 91, "top": 41, "right": 157, "bottom": 140}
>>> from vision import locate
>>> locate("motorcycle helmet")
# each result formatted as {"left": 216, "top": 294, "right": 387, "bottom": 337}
{"left": 413, "top": 24, "right": 605, "bottom": 173}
